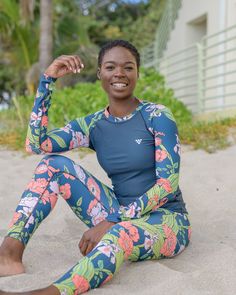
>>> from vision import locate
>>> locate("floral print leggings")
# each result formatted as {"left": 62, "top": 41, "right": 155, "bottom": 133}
{"left": 7, "top": 155, "right": 191, "bottom": 295}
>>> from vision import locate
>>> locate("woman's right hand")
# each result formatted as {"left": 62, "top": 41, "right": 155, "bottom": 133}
{"left": 44, "top": 55, "right": 84, "bottom": 78}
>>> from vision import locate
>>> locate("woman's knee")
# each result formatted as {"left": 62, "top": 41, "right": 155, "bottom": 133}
{"left": 39, "top": 154, "right": 75, "bottom": 171}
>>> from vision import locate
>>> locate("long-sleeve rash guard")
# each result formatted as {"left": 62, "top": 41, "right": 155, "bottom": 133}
{"left": 26, "top": 74, "right": 188, "bottom": 223}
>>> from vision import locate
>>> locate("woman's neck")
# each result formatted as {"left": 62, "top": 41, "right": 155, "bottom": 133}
{"left": 107, "top": 97, "right": 140, "bottom": 117}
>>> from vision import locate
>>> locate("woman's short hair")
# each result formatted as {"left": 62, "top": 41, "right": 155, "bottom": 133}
{"left": 98, "top": 39, "right": 140, "bottom": 69}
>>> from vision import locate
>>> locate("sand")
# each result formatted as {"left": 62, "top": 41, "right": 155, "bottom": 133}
{"left": 0, "top": 145, "right": 236, "bottom": 294}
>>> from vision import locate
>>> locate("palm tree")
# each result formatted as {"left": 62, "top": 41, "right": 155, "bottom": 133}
{"left": 0, "top": 0, "right": 38, "bottom": 95}
{"left": 39, "top": 0, "right": 53, "bottom": 72}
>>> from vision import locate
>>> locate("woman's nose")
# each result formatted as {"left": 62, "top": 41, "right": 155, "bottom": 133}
{"left": 114, "top": 67, "right": 125, "bottom": 77}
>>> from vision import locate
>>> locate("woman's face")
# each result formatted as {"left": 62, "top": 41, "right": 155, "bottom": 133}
{"left": 98, "top": 46, "right": 139, "bottom": 101}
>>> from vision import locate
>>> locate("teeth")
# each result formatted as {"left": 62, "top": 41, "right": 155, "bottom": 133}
{"left": 112, "top": 83, "right": 127, "bottom": 88}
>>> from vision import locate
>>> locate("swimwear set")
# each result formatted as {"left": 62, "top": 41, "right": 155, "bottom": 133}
{"left": 7, "top": 74, "right": 191, "bottom": 295}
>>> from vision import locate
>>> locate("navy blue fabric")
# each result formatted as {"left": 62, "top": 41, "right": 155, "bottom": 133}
{"left": 89, "top": 107, "right": 187, "bottom": 214}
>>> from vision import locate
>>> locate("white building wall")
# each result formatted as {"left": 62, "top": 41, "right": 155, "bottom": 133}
{"left": 159, "top": 0, "right": 236, "bottom": 114}
{"left": 164, "top": 0, "right": 222, "bottom": 57}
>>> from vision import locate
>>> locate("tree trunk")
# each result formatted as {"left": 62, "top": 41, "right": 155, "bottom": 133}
{"left": 39, "top": 0, "right": 53, "bottom": 73}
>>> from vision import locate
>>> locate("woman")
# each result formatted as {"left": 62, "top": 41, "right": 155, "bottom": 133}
{"left": 0, "top": 40, "right": 191, "bottom": 295}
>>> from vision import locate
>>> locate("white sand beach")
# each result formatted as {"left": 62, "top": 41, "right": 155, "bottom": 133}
{"left": 0, "top": 145, "right": 236, "bottom": 294}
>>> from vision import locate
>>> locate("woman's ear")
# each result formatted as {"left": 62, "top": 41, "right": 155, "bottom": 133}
{"left": 97, "top": 68, "right": 101, "bottom": 80}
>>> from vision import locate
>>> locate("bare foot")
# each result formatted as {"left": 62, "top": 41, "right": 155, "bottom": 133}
{"left": 0, "top": 255, "right": 25, "bottom": 277}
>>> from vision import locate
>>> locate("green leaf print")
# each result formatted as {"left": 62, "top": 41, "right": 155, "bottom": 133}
{"left": 129, "top": 245, "right": 140, "bottom": 262}
{"left": 97, "top": 260, "right": 104, "bottom": 269}
{"left": 162, "top": 213, "right": 179, "bottom": 235}
{"left": 169, "top": 173, "right": 179, "bottom": 192}
{"left": 130, "top": 219, "right": 158, "bottom": 236}
{"left": 76, "top": 117, "right": 89, "bottom": 136}
{"left": 64, "top": 165, "right": 70, "bottom": 174}
{"left": 162, "top": 108, "right": 176, "bottom": 123}
{"left": 72, "top": 257, "right": 95, "bottom": 281}
{"left": 76, "top": 197, "right": 83, "bottom": 207}
{"left": 47, "top": 133, "right": 67, "bottom": 148}
{"left": 102, "top": 235, "right": 124, "bottom": 273}
{"left": 153, "top": 236, "right": 164, "bottom": 259}
{"left": 101, "top": 184, "right": 113, "bottom": 207}
{"left": 174, "top": 162, "right": 179, "bottom": 169}
{"left": 89, "top": 112, "right": 104, "bottom": 131}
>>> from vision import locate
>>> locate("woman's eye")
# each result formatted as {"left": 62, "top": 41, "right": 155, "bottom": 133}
{"left": 125, "top": 67, "right": 133, "bottom": 70}
{"left": 106, "top": 66, "right": 114, "bottom": 70}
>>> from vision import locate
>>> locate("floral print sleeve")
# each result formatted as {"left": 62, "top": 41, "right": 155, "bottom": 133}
{"left": 107, "top": 106, "right": 180, "bottom": 223}
{"left": 25, "top": 74, "right": 91, "bottom": 154}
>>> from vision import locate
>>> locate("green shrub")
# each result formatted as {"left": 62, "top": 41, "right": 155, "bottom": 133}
{"left": 1, "top": 67, "right": 235, "bottom": 153}
{"left": 2, "top": 67, "right": 191, "bottom": 127}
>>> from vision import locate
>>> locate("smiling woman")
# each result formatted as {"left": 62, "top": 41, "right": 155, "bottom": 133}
{"left": 0, "top": 40, "right": 191, "bottom": 295}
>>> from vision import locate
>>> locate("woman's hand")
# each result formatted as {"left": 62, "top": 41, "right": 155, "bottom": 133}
{"left": 44, "top": 55, "right": 84, "bottom": 78}
{"left": 79, "top": 220, "right": 116, "bottom": 256}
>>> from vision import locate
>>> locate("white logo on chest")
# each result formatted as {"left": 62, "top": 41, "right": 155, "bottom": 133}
{"left": 135, "top": 139, "right": 142, "bottom": 144}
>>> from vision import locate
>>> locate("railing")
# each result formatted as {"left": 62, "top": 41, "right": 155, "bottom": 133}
{"left": 143, "top": 24, "right": 236, "bottom": 114}
{"left": 142, "top": 0, "right": 182, "bottom": 65}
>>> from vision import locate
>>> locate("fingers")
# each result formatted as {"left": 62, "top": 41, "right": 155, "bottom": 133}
{"left": 80, "top": 241, "right": 88, "bottom": 256}
{"left": 85, "top": 242, "right": 96, "bottom": 256}
{"left": 58, "top": 55, "right": 84, "bottom": 74}
{"left": 79, "top": 238, "right": 96, "bottom": 256}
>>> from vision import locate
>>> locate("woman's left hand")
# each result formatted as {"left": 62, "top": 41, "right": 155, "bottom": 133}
{"left": 78, "top": 220, "right": 116, "bottom": 256}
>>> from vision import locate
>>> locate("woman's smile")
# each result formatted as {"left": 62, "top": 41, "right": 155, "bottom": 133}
{"left": 99, "top": 46, "right": 138, "bottom": 101}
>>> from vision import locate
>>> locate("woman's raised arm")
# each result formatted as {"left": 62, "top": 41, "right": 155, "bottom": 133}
{"left": 25, "top": 55, "right": 91, "bottom": 154}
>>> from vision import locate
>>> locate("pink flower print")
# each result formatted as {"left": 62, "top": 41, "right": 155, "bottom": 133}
{"left": 25, "top": 214, "right": 35, "bottom": 229}
{"left": 8, "top": 212, "right": 22, "bottom": 228}
{"left": 41, "top": 138, "right": 53, "bottom": 152}
{"left": 41, "top": 115, "right": 48, "bottom": 127}
{"left": 119, "top": 221, "right": 140, "bottom": 242}
{"left": 155, "top": 132, "right": 165, "bottom": 137}
{"left": 156, "top": 178, "right": 172, "bottom": 193}
{"left": 155, "top": 137, "right": 162, "bottom": 146}
{"left": 61, "top": 124, "right": 71, "bottom": 134}
{"left": 73, "top": 164, "right": 86, "bottom": 184}
{"left": 101, "top": 274, "right": 113, "bottom": 286}
{"left": 49, "top": 181, "right": 59, "bottom": 194}
{"left": 188, "top": 227, "right": 192, "bottom": 240}
{"left": 148, "top": 193, "right": 159, "bottom": 210}
{"left": 30, "top": 111, "right": 42, "bottom": 127}
{"left": 25, "top": 137, "right": 32, "bottom": 153}
{"left": 72, "top": 274, "right": 90, "bottom": 294}
{"left": 156, "top": 150, "right": 168, "bottom": 162}
{"left": 35, "top": 164, "right": 48, "bottom": 175}
{"left": 18, "top": 196, "right": 39, "bottom": 217}
{"left": 160, "top": 224, "right": 177, "bottom": 257}
{"left": 118, "top": 230, "right": 133, "bottom": 260}
{"left": 87, "top": 177, "right": 101, "bottom": 200}
{"left": 69, "top": 139, "right": 75, "bottom": 150}
{"left": 59, "top": 183, "right": 71, "bottom": 200}
{"left": 41, "top": 190, "right": 58, "bottom": 209}
{"left": 97, "top": 242, "right": 119, "bottom": 264}
{"left": 47, "top": 165, "right": 60, "bottom": 179}
{"left": 97, "top": 244, "right": 113, "bottom": 257}
{"left": 120, "top": 203, "right": 140, "bottom": 219}
{"left": 27, "top": 178, "right": 48, "bottom": 194}
{"left": 87, "top": 199, "right": 108, "bottom": 225}
{"left": 63, "top": 173, "right": 75, "bottom": 181}
{"left": 146, "top": 104, "right": 165, "bottom": 112}
{"left": 69, "top": 132, "right": 88, "bottom": 149}
{"left": 174, "top": 134, "right": 181, "bottom": 156}
{"left": 144, "top": 237, "right": 154, "bottom": 250}
{"left": 75, "top": 132, "right": 83, "bottom": 146}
